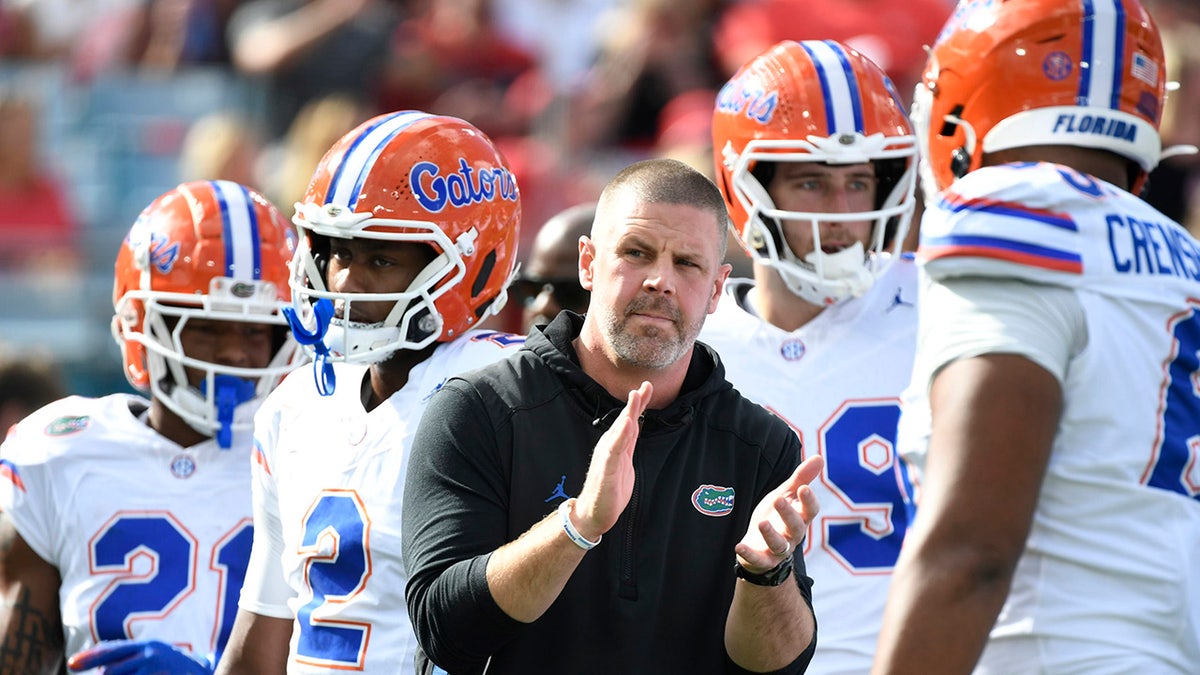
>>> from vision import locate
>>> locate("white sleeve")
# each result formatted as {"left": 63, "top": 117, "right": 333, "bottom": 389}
{"left": 237, "top": 405, "right": 294, "bottom": 619}
{"left": 915, "top": 275, "right": 1087, "bottom": 390}
{"left": 0, "top": 409, "right": 69, "bottom": 565}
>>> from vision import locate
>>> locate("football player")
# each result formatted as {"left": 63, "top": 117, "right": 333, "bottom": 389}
{"left": 873, "top": 0, "right": 1200, "bottom": 672}
{"left": 511, "top": 202, "right": 595, "bottom": 333}
{"left": 701, "top": 39, "right": 919, "bottom": 674}
{"left": 215, "top": 111, "right": 524, "bottom": 675}
{"left": 0, "top": 180, "right": 303, "bottom": 674}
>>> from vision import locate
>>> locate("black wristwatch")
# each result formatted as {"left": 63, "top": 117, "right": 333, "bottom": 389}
{"left": 734, "top": 555, "right": 794, "bottom": 586}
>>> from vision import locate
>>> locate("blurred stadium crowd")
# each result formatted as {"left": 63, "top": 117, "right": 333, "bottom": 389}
{"left": 0, "top": 0, "right": 1197, "bottom": 398}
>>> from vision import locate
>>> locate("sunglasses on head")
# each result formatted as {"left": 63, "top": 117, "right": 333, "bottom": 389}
{"left": 509, "top": 277, "right": 589, "bottom": 311}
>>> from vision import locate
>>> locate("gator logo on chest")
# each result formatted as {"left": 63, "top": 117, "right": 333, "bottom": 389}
{"left": 691, "top": 484, "right": 735, "bottom": 517}
{"left": 44, "top": 415, "right": 89, "bottom": 436}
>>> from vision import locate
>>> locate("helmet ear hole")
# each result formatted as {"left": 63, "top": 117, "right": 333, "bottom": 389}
{"left": 939, "top": 105, "right": 965, "bottom": 137}
{"left": 405, "top": 306, "right": 436, "bottom": 344}
{"left": 309, "top": 234, "right": 331, "bottom": 282}
{"left": 471, "top": 249, "right": 497, "bottom": 298}
{"left": 747, "top": 161, "right": 786, "bottom": 257}
{"left": 950, "top": 147, "right": 971, "bottom": 179}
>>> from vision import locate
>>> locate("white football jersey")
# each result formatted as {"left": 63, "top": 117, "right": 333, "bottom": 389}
{"left": 241, "top": 330, "right": 526, "bottom": 674}
{"left": 0, "top": 393, "right": 256, "bottom": 668}
{"left": 698, "top": 258, "right": 918, "bottom": 675}
{"left": 904, "top": 161, "right": 1200, "bottom": 672}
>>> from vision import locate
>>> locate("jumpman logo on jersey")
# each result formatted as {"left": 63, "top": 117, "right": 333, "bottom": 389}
{"left": 545, "top": 475, "right": 569, "bottom": 502}
{"left": 887, "top": 287, "right": 914, "bottom": 313}
{"left": 422, "top": 378, "right": 448, "bottom": 402}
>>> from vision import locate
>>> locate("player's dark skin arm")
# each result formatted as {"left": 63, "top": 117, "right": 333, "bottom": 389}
{"left": 214, "top": 609, "right": 290, "bottom": 675}
{"left": 872, "top": 354, "right": 1061, "bottom": 673}
{"left": 0, "top": 510, "right": 65, "bottom": 674}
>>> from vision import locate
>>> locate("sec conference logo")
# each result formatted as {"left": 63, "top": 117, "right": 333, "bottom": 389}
{"left": 780, "top": 339, "right": 806, "bottom": 362}
{"left": 170, "top": 454, "right": 197, "bottom": 479}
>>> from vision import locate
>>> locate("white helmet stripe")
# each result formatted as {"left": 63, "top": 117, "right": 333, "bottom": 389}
{"left": 211, "top": 180, "right": 260, "bottom": 280}
{"left": 800, "top": 40, "right": 863, "bottom": 135}
{"left": 1079, "top": 0, "right": 1125, "bottom": 110}
{"left": 327, "top": 111, "right": 430, "bottom": 209}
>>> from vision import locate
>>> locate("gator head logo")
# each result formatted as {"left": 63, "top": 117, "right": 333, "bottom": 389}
{"left": 146, "top": 232, "right": 181, "bottom": 274}
{"left": 230, "top": 282, "right": 256, "bottom": 298}
{"left": 44, "top": 415, "right": 89, "bottom": 436}
{"left": 691, "top": 484, "right": 735, "bottom": 517}
{"left": 126, "top": 220, "right": 181, "bottom": 275}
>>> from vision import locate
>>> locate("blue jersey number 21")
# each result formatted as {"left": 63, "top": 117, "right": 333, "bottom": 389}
{"left": 90, "top": 513, "right": 251, "bottom": 656}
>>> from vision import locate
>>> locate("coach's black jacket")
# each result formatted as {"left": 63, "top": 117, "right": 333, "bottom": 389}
{"left": 402, "top": 311, "right": 815, "bottom": 674}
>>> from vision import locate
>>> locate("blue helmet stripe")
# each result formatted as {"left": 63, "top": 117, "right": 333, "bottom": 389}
{"left": 1079, "top": 0, "right": 1124, "bottom": 110}
{"left": 1080, "top": 0, "right": 1095, "bottom": 103}
{"left": 1110, "top": 0, "right": 1126, "bottom": 110}
{"left": 243, "top": 183, "right": 262, "bottom": 279}
{"left": 799, "top": 40, "right": 864, "bottom": 134}
{"left": 827, "top": 40, "right": 865, "bottom": 132}
{"left": 799, "top": 41, "right": 838, "bottom": 134}
{"left": 326, "top": 111, "right": 429, "bottom": 209}
{"left": 211, "top": 180, "right": 261, "bottom": 280}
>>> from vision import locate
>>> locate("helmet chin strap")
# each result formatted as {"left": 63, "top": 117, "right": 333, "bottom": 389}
{"left": 201, "top": 374, "right": 257, "bottom": 449}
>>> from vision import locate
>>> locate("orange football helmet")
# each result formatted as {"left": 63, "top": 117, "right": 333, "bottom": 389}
{"left": 287, "top": 111, "right": 521, "bottom": 367}
{"left": 112, "top": 180, "right": 302, "bottom": 447}
{"left": 913, "top": 0, "right": 1167, "bottom": 196}
{"left": 713, "top": 40, "right": 917, "bottom": 306}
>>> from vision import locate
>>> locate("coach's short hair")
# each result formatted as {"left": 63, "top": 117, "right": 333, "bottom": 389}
{"left": 599, "top": 158, "right": 730, "bottom": 259}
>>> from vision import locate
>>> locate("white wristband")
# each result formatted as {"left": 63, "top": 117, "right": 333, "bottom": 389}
{"left": 559, "top": 498, "right": 601, "bottom": 550}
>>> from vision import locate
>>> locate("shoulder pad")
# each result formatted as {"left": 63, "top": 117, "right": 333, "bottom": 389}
{"left": 919, "top": 164, "right": 1092, "bottom": 284}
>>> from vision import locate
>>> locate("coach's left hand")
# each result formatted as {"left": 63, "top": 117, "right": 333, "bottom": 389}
{"left": 736, "top": 455, "right": 823, "bottom": 574}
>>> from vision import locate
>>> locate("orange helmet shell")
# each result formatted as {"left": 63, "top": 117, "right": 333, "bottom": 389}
{"left": 111, "top": 180, "right": 300, "bottom": 441}
{"left": 914, "top": 0, "right": 1166, "bottom": 194}
{"left": 712, "top": 40, "right": 918, "bottom": 305}
{"left": 291, "top": 111, "right": 521, "bottom": 361}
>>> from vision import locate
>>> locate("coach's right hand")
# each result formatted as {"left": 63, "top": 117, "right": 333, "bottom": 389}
{"left": 574, "top": 381, "right": 652, "bottom": 542}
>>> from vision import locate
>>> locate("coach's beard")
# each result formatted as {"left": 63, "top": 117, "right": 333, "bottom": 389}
{"left": 600, "top": 296, "right": 700, "bottom": 370}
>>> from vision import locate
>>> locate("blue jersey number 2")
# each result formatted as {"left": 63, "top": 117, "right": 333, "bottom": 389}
{"left": 295, "top": 490, "right": 372, "bottom": 669}
{"left": 1144, "top": 303, "right": 1200, "bottom": 500}
{"left": 89, "top": 513, "right": 251, "bottom": 656}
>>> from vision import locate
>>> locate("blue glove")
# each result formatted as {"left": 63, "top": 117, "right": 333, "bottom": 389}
{"left": 67, "top": 639, "right": 214, "bottom": 674}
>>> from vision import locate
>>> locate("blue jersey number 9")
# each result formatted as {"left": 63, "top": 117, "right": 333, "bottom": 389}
{"left": 816, "top": 400, "right": 914, "bottom": 573}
